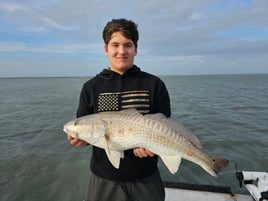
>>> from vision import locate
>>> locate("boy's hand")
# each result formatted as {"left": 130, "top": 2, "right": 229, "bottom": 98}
{"left": 67, "top": 134, "right": 88, "bottom": 147}
{"left": 133, "top": 147, "right": 155, "bottom": 158}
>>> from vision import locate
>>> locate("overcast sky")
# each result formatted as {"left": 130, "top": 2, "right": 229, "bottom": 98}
{"left": 0, "top": 0, "right": 268, "bottom": 77}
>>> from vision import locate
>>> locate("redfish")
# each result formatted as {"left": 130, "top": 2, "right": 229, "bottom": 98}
{"left": 63, "top": 109, "right": 229, "bottom": 176}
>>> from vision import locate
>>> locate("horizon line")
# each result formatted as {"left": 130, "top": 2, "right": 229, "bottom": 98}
{"left": 1, "top": 73, "right": 268, "bottom": 79}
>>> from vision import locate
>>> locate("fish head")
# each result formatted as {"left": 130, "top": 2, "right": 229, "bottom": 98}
{"left": 63, "top": 115, "right": 107, "bottom": 144}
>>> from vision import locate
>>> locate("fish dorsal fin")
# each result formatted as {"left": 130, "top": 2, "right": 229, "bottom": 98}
{"left": 104, "top": 149, "right": 124, "bottom": 169}
{"left": 145, "top": 113, "right": 202, "bottom": 148}
{"left": 119, "top": 108, "right": 142, "bottom": 116}
{"left": 145, "top": 113, "right": 166, "bottom": 120}
{"left": 160, "top": 155, "right": 182, "bottom": 174}
{"left": 172, "top": 120, "right": 202, "bottom": 148}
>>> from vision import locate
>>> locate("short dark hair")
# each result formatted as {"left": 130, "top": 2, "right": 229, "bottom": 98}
{"left": 102, "top": 18, "right": 139, "bottom": 48}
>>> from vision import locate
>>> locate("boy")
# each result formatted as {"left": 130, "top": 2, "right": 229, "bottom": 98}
{"left": 67, "top": 18, "right": 171, "bottom": 201}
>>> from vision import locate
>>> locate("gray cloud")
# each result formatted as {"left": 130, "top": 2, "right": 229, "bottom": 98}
{"left": 0, "top": 0, "right": 268, "bottom": 77}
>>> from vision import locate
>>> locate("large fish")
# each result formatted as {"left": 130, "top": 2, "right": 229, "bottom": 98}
{"left": 63, "top": 109, "right": 229, "bottom": 176}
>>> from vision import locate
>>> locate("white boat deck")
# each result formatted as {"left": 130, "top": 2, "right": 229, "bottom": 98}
{"left": 164, "top": 182, "right": 253, "bottom": 201}
{"left": 165, "top": 187, "right": 253, "bottom": 201}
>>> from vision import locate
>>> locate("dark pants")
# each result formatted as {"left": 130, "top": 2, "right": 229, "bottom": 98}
{"left": 86, "top": 170, "right": 165, "bottom": 201}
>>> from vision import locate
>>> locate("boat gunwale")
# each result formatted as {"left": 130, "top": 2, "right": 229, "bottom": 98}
{"left": 163, "top": 181, "right": 234, "bottom": 195}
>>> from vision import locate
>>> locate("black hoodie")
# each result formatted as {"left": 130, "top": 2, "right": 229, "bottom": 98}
{"left": 77, "top": 65, "right": 171, "bottom": 181}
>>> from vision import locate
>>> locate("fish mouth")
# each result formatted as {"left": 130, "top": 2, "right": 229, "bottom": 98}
{"left": 63, "top": 128, "right": 78, "bottom": 138}
{"left": 63, "top": 127, "right": 69, "bottom": 134}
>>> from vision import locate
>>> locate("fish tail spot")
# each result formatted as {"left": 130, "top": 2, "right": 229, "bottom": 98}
{"left": 187, "top": 150, "right": 193, "bottom": 156}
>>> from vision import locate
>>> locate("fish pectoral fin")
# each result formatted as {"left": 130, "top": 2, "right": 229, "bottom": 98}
{"left": 160, "top": 155, "right": 182, "bottom": 174}
{"left": 104, "top": 149, "right": 123, "bottom": 169}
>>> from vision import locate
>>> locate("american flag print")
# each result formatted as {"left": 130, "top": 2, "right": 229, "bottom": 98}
{"left": 97, "top": 90, "right": 150, "bottom": 114}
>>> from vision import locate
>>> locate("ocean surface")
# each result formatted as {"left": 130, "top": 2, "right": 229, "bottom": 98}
{"left": 1, "top": 74, "right": 268, "bottom": 201}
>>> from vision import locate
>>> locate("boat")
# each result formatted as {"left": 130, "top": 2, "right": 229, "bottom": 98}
{"left": 164, "top": 171, "right": 268, "bottom": 201}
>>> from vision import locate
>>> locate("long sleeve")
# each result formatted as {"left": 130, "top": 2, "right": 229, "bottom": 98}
{"left": 76, "top": 83, "right": 94, "bottom": 118}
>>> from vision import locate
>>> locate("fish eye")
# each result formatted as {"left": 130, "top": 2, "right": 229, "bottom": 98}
{"left": 74, "top": 119, "right": 79, "bottom": 126}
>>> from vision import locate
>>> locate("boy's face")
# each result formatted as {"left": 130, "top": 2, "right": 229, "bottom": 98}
{"left": 104, "top": 31, "right": 137, "bottom": 75}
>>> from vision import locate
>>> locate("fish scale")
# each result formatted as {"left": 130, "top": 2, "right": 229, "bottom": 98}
{"left": 106, "top": 113, "right": 192, "bottom": 155}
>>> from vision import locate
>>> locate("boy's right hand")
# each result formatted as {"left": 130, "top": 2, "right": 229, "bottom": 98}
{"left": 67, "top": 134, "right": 89, "bottom": 147}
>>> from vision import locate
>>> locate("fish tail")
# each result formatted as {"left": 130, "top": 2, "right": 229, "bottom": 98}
{"left": 212, "top": 156, "right": 229, "bottom": 175}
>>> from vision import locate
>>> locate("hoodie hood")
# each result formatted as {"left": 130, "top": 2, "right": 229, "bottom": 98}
{"left": 98, "top": 65, "right": 141, "bottom": 80}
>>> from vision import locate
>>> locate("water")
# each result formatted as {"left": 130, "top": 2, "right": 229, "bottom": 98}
{"left": 1, "top": 75, "right": 268, "bottom": 201}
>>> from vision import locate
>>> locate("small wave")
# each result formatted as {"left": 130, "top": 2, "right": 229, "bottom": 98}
{"left": 230, "top": 105, "right": 266, "bottom": 110}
